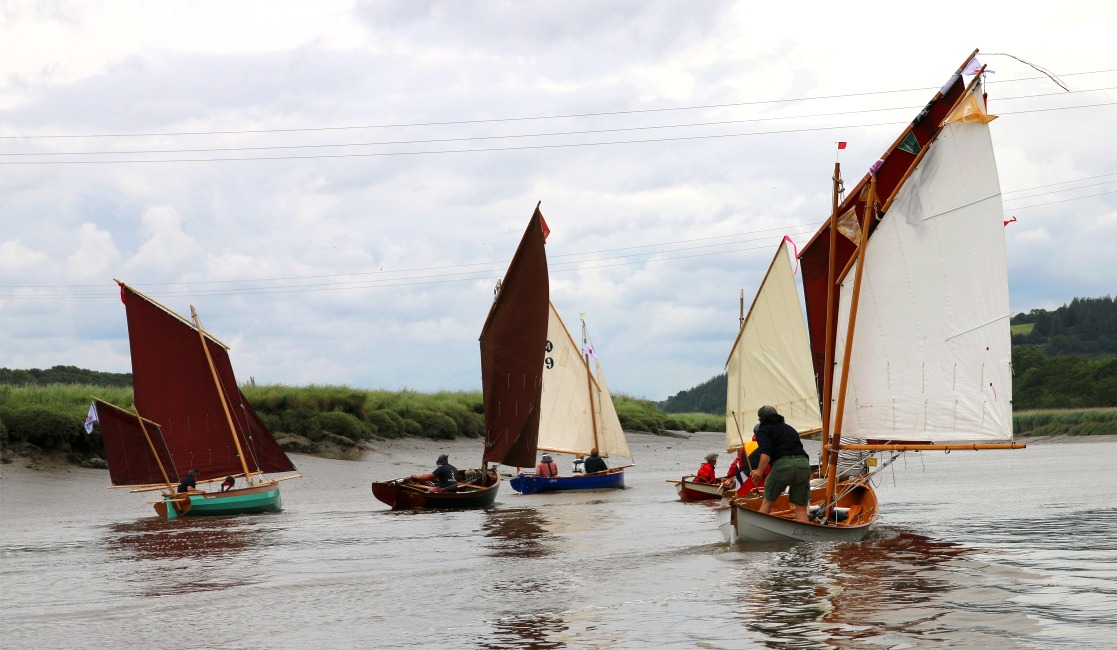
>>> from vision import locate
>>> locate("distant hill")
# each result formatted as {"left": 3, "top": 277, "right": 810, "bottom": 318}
{"left": 662, "top": 295, "right": 1117, "bottom": 414}
{"left": 0, "top": 365, "right": 133, "bottom": 388}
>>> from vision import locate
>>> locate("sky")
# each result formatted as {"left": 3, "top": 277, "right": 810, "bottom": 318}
{"left": 2, "top": 1, "right": 1115, "bottom": 401}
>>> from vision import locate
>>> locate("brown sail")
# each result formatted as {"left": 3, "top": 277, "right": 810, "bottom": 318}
{"left": 94, "top": 398, "right": 175, "bottom": 487}
{"left": 119, "top": 282, "right": 297, "bottom": 483}
{"left": 479, "top": 205, "right": 550, "bottom": 468}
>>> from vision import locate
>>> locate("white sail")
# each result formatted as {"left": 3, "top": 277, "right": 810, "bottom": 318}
{"left": 725, "top": 239, "right": 823, "bottom": 451}
{"left": 539, "top": 303, "right": 631, "bottom": 459}
{"left": 831, "top": 104, "right": 1012, "bottom": 442}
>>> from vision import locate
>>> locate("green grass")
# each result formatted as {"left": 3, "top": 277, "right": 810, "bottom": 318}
{"left": 1011, "top": 322, "right": 1036, "bottom": 336}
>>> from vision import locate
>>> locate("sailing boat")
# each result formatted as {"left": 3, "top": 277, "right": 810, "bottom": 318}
{"left": 718, "top": 50, "right": 1025, "bottom": 542}
{"left": 91, "top": 281, "right": 300, "bottom": 519}
{"left": 675, "top": 238, "right": 826, "bottom": 503}
{"left": 509, "top": 305, "right": 632, "bottom": 494}
{"left": 371, "top": 205, "right": 550, "bottom": 509}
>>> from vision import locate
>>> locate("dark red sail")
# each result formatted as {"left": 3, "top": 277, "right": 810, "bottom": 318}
{"left": 479, "top": 206, "right": 550, "bottom": 468}
{"left": 94, "top": 398, "right": 176, "bottom": 487}
{"left": 119, "top": 282, "right": 297, "bottom": 482}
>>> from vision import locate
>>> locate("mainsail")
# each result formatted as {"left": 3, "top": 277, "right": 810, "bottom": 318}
{"left": 479, "top": 206, "right": 550, "bottom": 468}
{"left": 539, "top": 304, "right": 631, "bottom": 460}
{"left": 829, "top": 96, "right": 1012, "bottom": 442}
{"left": 725, "top": 239, "right": 822, "bottom": 451}
{"left": 119, "top": 283, "right": 296, "bottom": 482}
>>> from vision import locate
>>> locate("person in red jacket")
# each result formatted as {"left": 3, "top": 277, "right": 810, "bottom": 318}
{"left": 695, "top": 453, "right": 720, "bottom": 484}
{"left": 535, "top": 454, "right": 559, "bottom": 478}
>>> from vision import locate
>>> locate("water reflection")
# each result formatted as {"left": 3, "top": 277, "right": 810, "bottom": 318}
{"left": 479, "top": 611, "right": 569, "bottom": 650}
{"left": 103, "top": 517, "right": 266, "bottom": 596}
{"left": 733, "top": 532, "right": 991, "bottom": 647}
{"left": 482, "top": 507, "right": 552, "bottom": 559}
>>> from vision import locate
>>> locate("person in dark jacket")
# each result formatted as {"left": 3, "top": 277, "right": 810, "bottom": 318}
{"left": 749, "top": 405, "right": 811, "bottom": 523}
{"left": 177, "top": 468, "right": 201, "bottom": 494}
{"left": 583, "top": 448, "right": 607, "bottom": 474}
{"left": 411, "top": 453, "right": 458, "bottom": 492}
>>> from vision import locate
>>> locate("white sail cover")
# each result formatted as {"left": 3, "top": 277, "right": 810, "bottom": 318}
{"left": 725, "top": 240, "right": 823, "bottom": 451}
{"left": 539, "top": 304, "right": 631, "bottom": 459}
{"left": 830, "top": 115, "right": 1013, "bottom": 442}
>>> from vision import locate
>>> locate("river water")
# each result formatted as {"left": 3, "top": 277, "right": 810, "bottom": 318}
{"left": 1, "top": 431, "right": 1114, "bottom": 649}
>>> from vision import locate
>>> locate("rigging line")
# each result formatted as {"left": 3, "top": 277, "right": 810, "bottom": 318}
{"left": 1002, "top": 172, "right": 1117, "bottom": 195}
{"left": 4, "top": 101, "right": 1114, "bottom": 166}
{"left": 3, "top": 68, "right": 1113, "bottom": 141}
{"left": 9, "top": 88, "right": 1115, "bottom": 158}
{"left": 0, "top": 238, "right": 792, "bottom": 300}
{"left": 1003, "top": 179, "right": 1117, "bottom": 202}
{"left": 1006, "top": 188, "right": 1117, "bottom": 211}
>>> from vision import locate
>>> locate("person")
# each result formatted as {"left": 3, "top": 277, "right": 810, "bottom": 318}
{"left": 727, "top": 425, "right": 768, "bottom": 494}
{"left": 536, "top": 453, "right": 559, "bottom": 478}
{"left": 220, "top": 476, "right": 236, "bottom": 492}
{"left": 410, "top": 453, "right": 458, "bottom": 492}
{"left": 583, "top": 447, "right": 607, "bottom": 474}
{"left": 750, "top": 405, "right": 811, "bottom": 523}
{"left": 695, "top": 453, "right": 719, "bottom": 484}
{"left": 177, "top": 468, "right": 202, "bottom": 494}
{"left": 571, "top": 454, "right": 585, "bottom": 475}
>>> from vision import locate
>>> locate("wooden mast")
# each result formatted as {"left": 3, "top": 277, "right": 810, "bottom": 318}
{"left": 191, "top": 305, "right": 255, "bottom": 482}
{"left": 582, "top": 315, "right": 602, "bottom": 454}
{"left": 819, "top": 162, "right": 843, "bottom": 481}
{"left": 824, "top": 176, "right": 876, "bottom": 517}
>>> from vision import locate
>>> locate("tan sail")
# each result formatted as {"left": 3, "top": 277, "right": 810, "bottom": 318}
{"left": 725, "top": 239, "right": 822, "bottom": 451}
{"left": 539, "top": 303, "right": 631, "bottom": 460}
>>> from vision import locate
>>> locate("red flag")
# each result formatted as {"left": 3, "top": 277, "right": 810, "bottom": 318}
{"left": 539, "top": 213, "right": 550, "bottom": 242}
{"left": 1003, "top": 215, "right": 1017, "bottom": 227}
{"left": 837, "top": 141, "right": 847, "bottom": 149}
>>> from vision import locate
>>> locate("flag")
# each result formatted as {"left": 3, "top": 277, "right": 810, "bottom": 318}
{"left": 837, "top": 141, "right": 847, "bottom": 150}
{"left": 84, "top": 402, "right": 99, "bottom": 434}
{"left": 962, "top": 58, "right": 993, "bottom": 76}
{"left": 1003, "top": 215, "right": 1017, "bottom": 227}
{"left": 582, "top": 343, "right": 597, "bottom": 360}
{"left": 898, "top": 132, "right": 920, "bottom": 154}
{"left": 539, "top": 213, "right": 550, "bottom": 242}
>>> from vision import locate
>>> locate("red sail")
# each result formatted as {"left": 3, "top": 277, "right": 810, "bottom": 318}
{"left": 799, "top": 68, "right": 969, "bottom": 407}
{"left": 119, "top": 283, "right": 297, "bottom": 482}
{"left": 479, "top": 207, "right": 550, "bottom": 468}
{"left": 94, "top": 398, "right": 176, "bottom": 487}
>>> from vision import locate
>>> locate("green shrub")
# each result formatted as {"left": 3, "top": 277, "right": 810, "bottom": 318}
{"left": 0, "top": 404, "right": 80, "bottom": 450}
{"left": 408, "top": 410, "right": 459, "bottom": 440}
{"left": 317, "top": 410, "right": 370, "bottom": 441}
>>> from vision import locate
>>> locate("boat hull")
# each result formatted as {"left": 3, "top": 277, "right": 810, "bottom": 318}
{"left": 509, "top": 468, "right": 625, "bottom": 494}
{"left": 154, "top": 483, "right": 283, "bottom": 519}
{"left": 668, "top": 477, "right": 726, "bottom": 501}
{"left": 372, "top": 467, "right": 500, "bottom": 510}
{"left": 716, "top": 481, "right": 878, "bottom": 543}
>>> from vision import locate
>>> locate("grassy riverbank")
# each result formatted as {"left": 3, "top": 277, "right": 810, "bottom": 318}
{"left": 1, "top": 383, "right": 1112, "bottom": 466}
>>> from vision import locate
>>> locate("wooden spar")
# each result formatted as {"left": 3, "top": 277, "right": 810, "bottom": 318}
{"left": 842, "top": 442, "right": 1027, "bottom": 451}
{"left": 129, "top": 402, "right": 175, "bottom": 490}
{"left": 114, "top": 280, "right": 233, "bottom": 350}
{"left": 824, "top": 175, "right": 877, "bottom": 517}
{"left": 582, "top": 316, "right": 601, "bottom": 453}
{"left": 190, "top": 305, "right": 254, "bottom": 482}
{"left": 730, "top": 410, "right": 748, "bottom": 452}
{"left": 739, "top": 289, "right": 745, "bottom": 330}
{"left": 820, "top": 162, "right": 843, "bottom": 480}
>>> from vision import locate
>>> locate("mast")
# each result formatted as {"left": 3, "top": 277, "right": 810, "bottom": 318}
{"left": 824, "top": 176, "right": 876, "bottom": 516}
{"left": 819, "top": 162, "right": 843, "bottom": 480}
{"left": 131, "top": 403, "right": 175, "bottom": 489}
{"left": 582, "top": 315, "right": 602, "bottom": 453}
{"left": 191, "top": 305, "right": 254, "bottom": 481}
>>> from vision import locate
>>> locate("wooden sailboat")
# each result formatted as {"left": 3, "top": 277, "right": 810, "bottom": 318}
{"left": 91, "top": 281, "right": 300, "bottom": 519}
{"left": 510, "top": 305, "right": 632, "bottom": 494}
{"left": 371, "top": 205, "right": 550, "bottom": 509}
{"left": 719, "top": 50, "right": 1025, "bottom": 542}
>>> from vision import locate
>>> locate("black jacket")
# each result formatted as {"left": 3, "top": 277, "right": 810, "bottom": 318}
{"left": 755, "top": 414, "right": 807, "bottom": 464}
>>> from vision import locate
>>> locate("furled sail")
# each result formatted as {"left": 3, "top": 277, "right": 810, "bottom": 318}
{"left": 539, "top": 304, "right": 631, "bottom": 459}
{"left": 479, "top": 207, "right": 550, "bottom": 468}
{"left": 829, "top": 93, "right": 1012, "bottom": 442}
{"left": 119, "top": 283, "right": 297, "bottom": 482}
{"left": 725, "top": 239, "right": 822, "bottom": 451}
{"left": 93, "top": 398, "right": 176, "bottom": 487}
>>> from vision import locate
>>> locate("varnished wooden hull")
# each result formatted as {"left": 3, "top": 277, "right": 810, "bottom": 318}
{"left": 716, "top": 481, "right": 878, "bottom": 543}
{"left": 371, "top": 467, "right": 500, "bottom": 510}
{"left": 668, "top": 476, "right": 726, "bottom": 501}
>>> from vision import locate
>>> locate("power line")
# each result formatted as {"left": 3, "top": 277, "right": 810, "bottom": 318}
{"left": 2, "top": 68, "right": 1113, "bottom": 141}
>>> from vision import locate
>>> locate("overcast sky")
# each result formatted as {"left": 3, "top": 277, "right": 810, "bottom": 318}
{"left": 2, "top": 1, "right": 1115, "bottom": 401}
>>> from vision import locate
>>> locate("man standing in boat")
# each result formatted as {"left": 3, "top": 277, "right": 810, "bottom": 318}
{"left": 749, "top": 406, "right": 811, "bottom": 523}
{"left": 410, "top": 454, "right": 458, "bottom": 492}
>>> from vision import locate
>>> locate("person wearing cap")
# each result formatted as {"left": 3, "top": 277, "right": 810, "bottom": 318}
{"left": 410, "top": 453, "right": 458, "bottom": 492}
{"left": 750, "top": 405, "right": 811, "bottom": 523}
{"left": 695, "top": 453, "right": 720, "bottom": 484}
{"left": 176, "top": 468, "right": 202, "bottom": 494}
{"left": 535, "top": 453, "right": 559, "bottom": 478}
